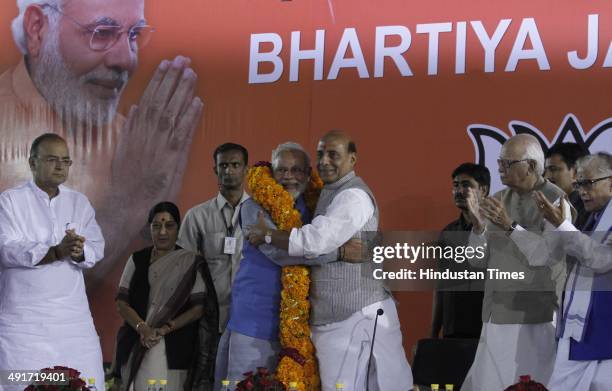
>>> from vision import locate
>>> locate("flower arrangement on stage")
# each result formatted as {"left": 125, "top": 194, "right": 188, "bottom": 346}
{"left": 503, "top": 375, "right": 548, "bottom": 391}
{"left": 235, "top": 367, "right": 286, "bottom": 391}
{"left": 246, "top": 161, "right": 324, "bottom": 391}
{"left": 24, "top": 366, "right": 89, "bottom": 391}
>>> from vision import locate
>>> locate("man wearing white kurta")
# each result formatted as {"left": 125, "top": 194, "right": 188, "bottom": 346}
{"left": 461, "top": 134, "right": 571, "bottom": 390}
{"left": 247, "top": 131, "right": 412, "bottom": 391}
{"left": 0, "top": 134, "right": 105, "bottom": 390}
{"left": 518, "top": 152, "right": 612, "bottom": 391}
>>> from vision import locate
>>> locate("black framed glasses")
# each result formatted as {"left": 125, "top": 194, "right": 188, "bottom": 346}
{"left": 573, "top": 176, "right": 612, "bottom": 191}
{"left": 41, "top": 3, "right": 154, "bottom": 52}
{"left": 497, "top": 158, "right": 530, "bottom": 170}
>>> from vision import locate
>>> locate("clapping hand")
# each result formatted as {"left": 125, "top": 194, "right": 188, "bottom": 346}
{"left": 480, "top": 197, "right": 513, "bottom": 231}
{"left": 56, "top": 230, "right": 86, "bottom": 261}
{"left": 534, "top": 191, "right": 566, "bottom": 228}
{"left": 465, "top": 188, "right": 486, "bottom": 233}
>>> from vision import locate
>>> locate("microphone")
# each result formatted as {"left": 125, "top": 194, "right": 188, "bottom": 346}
{"left": 366, "top": 308, "right": 384, "bottom": 391}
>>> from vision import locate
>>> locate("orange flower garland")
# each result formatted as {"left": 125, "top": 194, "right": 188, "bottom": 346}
{"left": 246, "top": 162, "right": 324, "bottom": 391}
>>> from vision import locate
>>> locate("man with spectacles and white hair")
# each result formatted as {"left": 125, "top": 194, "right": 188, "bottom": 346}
{"left": 0, "top": 133, "right": 105, "bottom": 388}
{"left": 460, "top": 134, "right": 573, "bottom": 390}
{"left": 217, "top": 142, "right": 360, "bottom": 389}
{"left": 0, "top": 0, "right": 203, "bottom": 285}
{"left": 515, "top": 152, "right": 612, "bottom": 391}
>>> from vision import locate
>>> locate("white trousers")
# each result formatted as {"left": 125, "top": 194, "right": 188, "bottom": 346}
{"left": 547, "top": 338, "right": 612, "bottom": 391}
{"left": 460, "top": 321, "right": 556, "bottom": 391}
{"left": 311, "top": 297, "right": 413, "bottom": 391}
{"left": 213, "top": 330, "right": 280, "bottom": 391}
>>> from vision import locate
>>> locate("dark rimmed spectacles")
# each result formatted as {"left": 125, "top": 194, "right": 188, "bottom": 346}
{"left": 497, "top": 159, "right": 530, "bottom": 170}
{"left": 41, "top": 3, "right": 154, "bottom": 52}
{"left": 573, "top": 176, "right": 612, "bottom": 191}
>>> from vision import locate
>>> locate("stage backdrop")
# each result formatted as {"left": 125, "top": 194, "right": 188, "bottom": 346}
{"left": 1, "top": 0, "right": 611, "bottom": 363}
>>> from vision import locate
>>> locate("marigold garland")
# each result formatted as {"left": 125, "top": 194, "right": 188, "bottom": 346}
{"left": 246, "top": 162, "right": 324, "bottom": 391}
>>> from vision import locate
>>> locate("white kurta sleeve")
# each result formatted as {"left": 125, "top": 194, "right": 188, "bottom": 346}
{"left": 0, "top": 193, "right": 49, "bottom": 268}
{"left": 71, "top": 198, "right": 105, "bottom": 269}
{"left": 558, "top": 220, "right": 612, "bottom": 273}
{"left": 288, "top": 188, "right": 374, "bottom": 258}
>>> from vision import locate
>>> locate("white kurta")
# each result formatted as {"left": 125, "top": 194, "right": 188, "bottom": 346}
{"left": 547, "top": 208, "right": 612, "bottom": 391}
{"left": 288, "top": 184, "right": 413, "bottom": 391}
{"left": 0, "top": 181, "right": 105, "bottom": 390}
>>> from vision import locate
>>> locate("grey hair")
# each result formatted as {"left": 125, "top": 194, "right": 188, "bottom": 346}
{"left": 12, "top": 0, "right": 63, "bottom": 54}
{"left": 518, "top": 135, "right": 545, "bottom": 175}
{"left": 576, "top": 152, "right": 612, "bottom": 176}
{"left": 271, "top": 142, "right": 311, "bottom": 170}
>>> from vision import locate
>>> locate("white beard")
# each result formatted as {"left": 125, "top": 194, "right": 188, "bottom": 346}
{"left": 30, "top": 27, "right": 128, "bottom": 129}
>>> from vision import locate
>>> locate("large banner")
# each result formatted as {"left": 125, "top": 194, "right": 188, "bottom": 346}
{"left": 1, "top": 0, "right": 610, "bottom": 364}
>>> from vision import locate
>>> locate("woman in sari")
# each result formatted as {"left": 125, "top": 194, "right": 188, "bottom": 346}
{"left": 115, "top": 202, "right": 219, "bottom": 391}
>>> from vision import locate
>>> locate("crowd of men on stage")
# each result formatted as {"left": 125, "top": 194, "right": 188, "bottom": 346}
{"left": 0, "top": 1, "right": 610, "bottom": 390}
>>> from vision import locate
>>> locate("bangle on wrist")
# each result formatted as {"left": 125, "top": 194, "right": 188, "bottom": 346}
{"left": 136, "top": 321, "right": 146, "bottom": 332}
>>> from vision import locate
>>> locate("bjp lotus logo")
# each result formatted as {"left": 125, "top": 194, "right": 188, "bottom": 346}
{"left": 468, "top": 114, "right": 612, "bottom": 192}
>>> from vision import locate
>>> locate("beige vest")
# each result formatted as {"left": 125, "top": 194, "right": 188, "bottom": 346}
{"left": 482, "top": 179, "right": 567, "bottom": 324}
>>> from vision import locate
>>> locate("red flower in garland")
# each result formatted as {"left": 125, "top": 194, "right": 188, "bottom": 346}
{"left": 504, "top": 375, "right": 548, "bottom": 391}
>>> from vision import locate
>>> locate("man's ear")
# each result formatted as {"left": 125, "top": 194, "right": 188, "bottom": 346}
{"left": 569, "top": 167, "right": 577, "bottom": 181}
{"left": 24, "top": 5, "right": 49, "bottom": 58}
{"left": 527, "top": 160, "right": 537, "bottom": 174}
{"left": 29, "top": 156, "right": 37, "bottom": 172}
{"left": 212, "top": 166, "right": 218, "bottom": 176}
{"left": 349, "top": 152, "right": 357, "bottom": 167}
{"left": 479, "top": 185, "right": 489, "bottom": 199}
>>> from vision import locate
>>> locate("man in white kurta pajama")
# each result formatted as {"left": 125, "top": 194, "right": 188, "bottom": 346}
{"left": 518, "top": 153, "right": 612, "bottom": 391}
{"left": 0, "top": 134, "right": 105, "bottom": 390}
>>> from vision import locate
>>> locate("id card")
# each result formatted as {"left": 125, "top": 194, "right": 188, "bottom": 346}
{"left": 223, "top": 236, "right": 237, "bottom": 255}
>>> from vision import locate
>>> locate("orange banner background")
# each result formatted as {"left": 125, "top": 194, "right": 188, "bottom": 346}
{"left": 1, "top": 0, "right": 611, "bottom": 362}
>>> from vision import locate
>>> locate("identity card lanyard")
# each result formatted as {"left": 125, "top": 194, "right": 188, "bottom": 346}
{"left": 222, "top": 205, "right": 238, "bottom": 255}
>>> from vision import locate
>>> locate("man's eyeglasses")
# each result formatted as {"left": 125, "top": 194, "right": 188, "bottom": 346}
{"left": 36, "top": 156, "right": 73, "bottom": 166}
{"left": 497, "top": 159, "right": 530, "bottom": 170}
{"left": 41, "top": 4, "right": 154, "bottom": 52}
{"left": 274, "top": 167, "right": 306, "bottom": 176}
{"left": 573, "top": 176, "right": 612, "bottom": 191}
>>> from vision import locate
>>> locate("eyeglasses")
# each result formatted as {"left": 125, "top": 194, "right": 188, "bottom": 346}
{"left": 573, "top": 176, "right": 612, "bottom": 191}
{"left": 41, "top": 4, "right": 154, "bottom": 52}
{"left": 497, "top": 159, "right": 530, "bottom": 170}
{"left": 151, "top": 221, "right": 178, "bottom": 231}
{"left": 36, "top": 156, "right": 73, "bottom": 166}
{"left": 274, "top": 167, "right": 306, "bottom": 176}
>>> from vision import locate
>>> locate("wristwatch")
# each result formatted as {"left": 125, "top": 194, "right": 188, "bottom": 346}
{"left": 507, "top": 221, "right": 518, "bottom": 232}
{"left": 264, "top": 231, "right": 272, "bottom": 244}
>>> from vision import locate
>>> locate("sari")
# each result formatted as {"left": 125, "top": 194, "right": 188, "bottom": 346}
{"left": 115, "top": 247, "right": 219, "bottom": 391}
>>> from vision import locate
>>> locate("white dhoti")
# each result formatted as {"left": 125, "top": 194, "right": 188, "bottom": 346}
{"left": 0, "top": 319, "right": 103, "bottom": 391}
{"left": 213, "top": 330, "right": 280, "bottom": 391}
{"left": 311, "top": 297, "right": 412, "bottom": 391}
{"left": 460, "top": 321, "right": 556, "bottom": 391}
{"left": 547, "top": 338, "right": 612, "bottom": 391}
